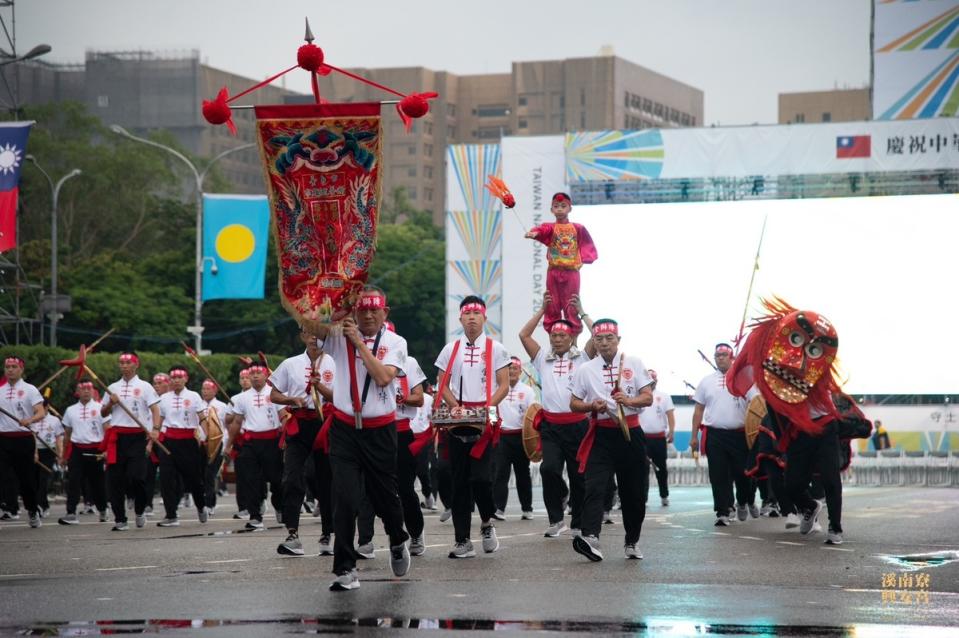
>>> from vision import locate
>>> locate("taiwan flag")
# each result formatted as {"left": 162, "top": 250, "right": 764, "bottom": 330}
{"left": 0, "top": 121, "right": 33, "bottom": 253}
{"left": 836, "top": 135, "right": 870, "bottom": 159}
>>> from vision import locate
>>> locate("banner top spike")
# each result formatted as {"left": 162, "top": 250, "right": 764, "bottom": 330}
{"left": 304, "top": 17, "right": 315, "bottom": 44}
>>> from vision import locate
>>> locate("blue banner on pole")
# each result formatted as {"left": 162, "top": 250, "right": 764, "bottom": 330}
{"left": 202, "top": 194, "right": 269, "bottom": 301}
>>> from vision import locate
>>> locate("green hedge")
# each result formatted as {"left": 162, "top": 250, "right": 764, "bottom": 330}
{"left": 0, "top": 345, "right": 286, "bottom": 410}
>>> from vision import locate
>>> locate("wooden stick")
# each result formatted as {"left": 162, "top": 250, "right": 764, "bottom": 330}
{"left": 0, "top": 405, "right": 58, "bottom": 455}
{"left": 181, "top": 341, "right": 234, "bottom": 406}
{"left": 613, "top": 352, "right": 630, "bottom": 442}
{"left": 36, "top": 328, "right": 116, "bottom": 392}
{"left": 84, "top": 365, "right": 170, "bottom": 455}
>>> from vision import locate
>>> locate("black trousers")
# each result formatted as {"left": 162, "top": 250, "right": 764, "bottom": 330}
{"left": 646, "top": 436, "right": 669, "bottom": 499}
{"left": 66, "top": 447, "right": 107, "bottom": 514}
{"left": 415, "top": 443, "right": 432, "bottom": 500}
{"left": 237, "top": 438, "right": 283, "bottom": 522}
{"left": 204, "top": 449, "right": 223, "bottom": 509}
{"left": 581, "top": 428, "right": 648, "bottom": 543}
{"left": 158, "top": 437, "right": 207, "bottom": 519}
{"left": 329, "top": 419, "right": 408, "bottom": 575}
{"left": 0, "top": 435, "right": 39, "bottom": 515}
{"left": 143, "top": 458, "right": 158, "bottom": 508}
{"left": 107, "top": 433, "right": 149, "bottom": 522}
{"left": 493, "top": 433, "right": 532, "bottom": 512}
{"left": 281, "top": 418, "right": 333, "bottom": 534}
{"left": 785, "top": 423, "right": 843, "bottom": 531}
{"left": 35, "top": 448, "right": 56, "bottom": 510}
{"left": 449, "top": 433, "right": 496, "bottom": 543}
{"left": 704, "top": 427, "right": 752, "bottom": 516}
{"left": 432, "top": 435, "right": 453, "bottom": 510}
{"left": 539, "top": 419, "right": 587, "bottom": 527}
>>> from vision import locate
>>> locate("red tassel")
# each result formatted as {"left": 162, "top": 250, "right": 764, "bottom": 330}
{"left": 297, "top": 43, "right": 325, "bottom": 72}
{"left": 201, "top": 87, "right": 236, "bottom": 136}
{"left": 397, "top": 92, "right": 438, "bottom": 132}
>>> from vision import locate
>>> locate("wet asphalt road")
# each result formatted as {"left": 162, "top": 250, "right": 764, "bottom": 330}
{"left": 0, "top": 486, "right": 957, "bottom": 636}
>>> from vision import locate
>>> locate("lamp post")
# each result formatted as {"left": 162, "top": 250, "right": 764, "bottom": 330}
{"left": 0, "top": 44, "right": 52, "bottom": 68}
{"left": 26, "top": 156, "right": 81, "bottom": 348}
{"left": 108, "top": 125, "right": 253, "bottom": 354}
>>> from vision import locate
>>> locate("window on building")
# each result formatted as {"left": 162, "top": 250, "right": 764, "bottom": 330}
{"left": 654, "top": 102, "right": 664, "bottom": 118}
{"left": 580, "top": 112, "right": 586, "bottom": 129}
{"left": 425, "top": 144, "right": 433, "bottom": 156}
{"left": 476, "top": 127, "right": 503, "bottom": 139}
{"left": 518, "top": 96, "right": 528, "bottom": 106}
{"left": 669, "top": 108, "right": 680, "bottom": 123}
{"left": 425, "top": 165, "right": 433, "bottom": 178}
{"left": 408, "top": 187, "right": 417, "bottom": 200}
{"left": 447, "top": 125, "right": 455, "bottom": 138}
{"left": 408, "top": 166, "right": 416, "bottom": 177}
{"left": 448, "top": 104, "right": 456, "bottom": 116}
{"left": 642, "top": 98, "right": 652, "bottom": 113}
{"left": 425, "top": 121, "right": 433, "bottom": 135}
{"left": 559, "top": 95, "right": 565, "bottom": 108}
{"left": 97, "top": 95, "right": 109, "bottom": 108}
{"left": 519, "top": 118, "right": 528, "bottom": 129}
{"left": 624, "top": 93, "right": 630, "bottom": 108}
{"left": 795, "top": 113, "right": 805, "bottom": 123}
{"left": 407, "top": 146, "right": 416, "bottom": 155}
{"left": 681, "top": 113, "right": 691, "bottom": 126}
{"left": 822, "top": 112, "right": 831, "bottom": 122}
{"left": 425, "top": 187, "right": 433, "bottom": 202}
{"left": 476, "top": 104, "right": 510, "bottom": 117}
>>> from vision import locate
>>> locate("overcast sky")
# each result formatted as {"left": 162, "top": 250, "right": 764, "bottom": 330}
{"left": 18, "top": 0, "right": 871, "bottom": 126}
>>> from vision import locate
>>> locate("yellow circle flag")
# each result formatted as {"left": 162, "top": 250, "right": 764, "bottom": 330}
{"left": 215, "top": 224, "right": 256, "bottom": 263}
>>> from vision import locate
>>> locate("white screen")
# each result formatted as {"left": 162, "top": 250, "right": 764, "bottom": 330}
{"left": 576, "top": 193, "right": 959, "bottom": 395}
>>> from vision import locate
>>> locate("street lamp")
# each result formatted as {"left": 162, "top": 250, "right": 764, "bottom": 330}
{"left": 109, "top": 124, "right": 254, "bottom": 354}
{"left": 26, "top": 155, "right": 81, "bottom": 348}
{"left": 0, "top": 44, "right": 52, "bottom": 68}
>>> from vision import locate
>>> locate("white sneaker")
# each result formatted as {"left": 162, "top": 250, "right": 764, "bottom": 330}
{"left": 603, "top": 511, "right": 615, "bottom": 525}
{"left": 390, "top": 541, "right": 411, "bottom": 577}
{"left": 135, "top": 514, "right": 146, "bottom": 528}
{"left": 544, "top": 521, "right": 568, "bottom": 538}
{"left": 58, "top": 514, "right": 80, "bottom": 525}
{"left": 714, "top": 516, "right": 731, "bottom": 527}
{"left": 481, "top": 524, "right": 499, "bottom": 553}
{"left": 157, "top": 518, "right": 180, "bottom": 527}
{"left": 492, "top": 509, "right": 506, "bottom": 521}
{"left": 329, "top": 569, "right": 360, "bottom": 591}
{"left": 28, "top": 513, "right": 41, "bottom": 528}
{"left": 317, "top": 534, "right": 333, "bottom": 556}
{"left": 439, "top": 509, "right": 452, "bottom": 523}
{"left": 198, "top": 508, "right": 208, "bottom": 524}
{"left": 448, "top": 540, "right": 476, "bottom": 559}
{"left": 233, "top": 509, "right": 249, "bottom": 520}
{"left": 624, "top": 543, "right": 643, "bottom": 559}
{"left": 245, "top": 519, "right": 264, "bottom": 531}
{"left": 521, "top": 510, "right": 534, "bottom": 520}
{"left": 409, "top": 535, "right": 425, "bottom": 556}
{"left": 357, "top": 542, "right": 375, "bottom": 559}
{"left": 825, "top": 527, "right": 843, "bottom": 545}
{"left": 748, "top": 503, "right": 760, "bottom": 519}
{"left": 785, "top": 513, "right": 801, "bottom": 530}
{"left": 800, "top": 501, "right": 823, "bottom": 535}
{"left": 661, "top": 497, "right": 669, "bottom": 507}
{"left": 736, "top": 504, "right": 748, "bottom": 521}
{"left": 277, "top": 533, "right": 304, "bottom": 556}
{"left": 573, "top": 534, "right": 603, "bottom": 562}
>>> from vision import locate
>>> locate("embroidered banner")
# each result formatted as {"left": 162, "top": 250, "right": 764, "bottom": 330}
{"left": 254, "top": 103, "right": 382, "bottom": 324}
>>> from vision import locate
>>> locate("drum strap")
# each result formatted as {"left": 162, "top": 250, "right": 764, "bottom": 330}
{"left": 436, "top": 340, "right": 461, "bottom": 407}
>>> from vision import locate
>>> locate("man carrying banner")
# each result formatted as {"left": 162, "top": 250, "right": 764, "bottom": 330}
{"left": 519, "top": 293, "right": 594, "bottom": 538}
{"left": 101, "top": 352, "right": 161, "bottom": 531}
{"left": 308, "top": 286, "right": 412, "bottom": 591}
{"left": 270, "top": 326, "right": 336, "bottom": 557}
{"left": 58, "top": 380, "right": 109, "bottom": 525}
{"left": 568, "top": 320, "right": 653, "bottom": 562}
{"left": 0, "top": 356, "right": 46, "bottom": 528}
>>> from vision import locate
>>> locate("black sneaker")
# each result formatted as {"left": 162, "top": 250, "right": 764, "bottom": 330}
{"left": 573, "top": 534, "right": 603, "bottom": 562}
{"left": 245, "top": 519, "right": 264, "bottom": 531}
{"left": 390, "top": 541, "right": 411, "bottom": 577}
{"left": 111, "top": 521, "right": 129, "bottom": 531}
{"left": 329, "top": 569, "right": 360, "bottom": 591}
{"left": 277, "top": 532, "right": 304, "bottom": 556}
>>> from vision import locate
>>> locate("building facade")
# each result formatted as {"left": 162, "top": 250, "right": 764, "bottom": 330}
{"left": 778, "top": 88, "right": 871, "bottom": 125}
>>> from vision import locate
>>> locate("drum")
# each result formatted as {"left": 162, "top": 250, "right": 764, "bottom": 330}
{"left": 205, "top": 406, "right": 224, "bottom": 462}
{"left": 744, "top": 395, "right": 767, "bottom": 450}
{"left": 430, "top": 405, "right": 491, "bottom": 437}
{"left": 522, "top": 403, "right": 543, "bottom": 462}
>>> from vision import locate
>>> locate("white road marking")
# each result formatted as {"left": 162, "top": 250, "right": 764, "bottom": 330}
{"left": 738, "top": 536, "right": 764, "bottom": 541}
{"left": 204, "top": 558, "right": 250, "bottom": 564}
{"left": 95, "top": 565, "right": 158, "bottom": 571}
{"left": 776, "top": 541, "right": 805, "bottom": 546}
{"left": 822, "top": 546, "right": 853, "bottom": 552}
{"left": 0, "top": 573, "right": 38, "bottom": 578}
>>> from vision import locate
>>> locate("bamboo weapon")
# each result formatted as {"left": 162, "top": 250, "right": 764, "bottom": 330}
{"left": 181, "top": 341, "right": 234, "bottom": 406}
{"left": 613, "top": 352, "right": 630, "bottom": 442}
{"left": 734, "top": 214, "right": 768, "bottom": 350}
{"left": 36, "top": 328, "right": 117, "bottom": 392}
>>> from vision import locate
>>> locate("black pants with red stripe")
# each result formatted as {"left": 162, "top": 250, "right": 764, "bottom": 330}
{"left": 581, "top": 428, "right": 648, "bottom": 543}
{"left": 704, "top": 427, "right": 752, "bottom": 517}
{"left": 237, "top": 438, "right": 283, "bottom": 522}
{"left": 449, "top": 433, "right": 496, "bottom": 543}
{"left": 67, "top": 447, "right": 106, "bottom": 515}
{"left": 646, "top": 437, "right": 670, "bottom": 499}
{"left": 493, "top": 433, "right": 532, "bottom": 513}
{"left": 107, "top": 433, "right": 148, "bottom": 522}
{"left": 540, "top": 419, "right": 588, "bottom": 527}
{"left": 158, "top": 437, "right": 207, "bottom": 520}
{"left": 0, "top": 436, "right": 39, "bottom": 516}
{"left": 329, "top": 419, "right": 408, "bottom": 575}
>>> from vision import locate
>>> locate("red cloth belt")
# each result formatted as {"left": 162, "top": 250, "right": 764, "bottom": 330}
{"left": 229, "top": 431, "right": 246, "bottom": 460}
{"left": 162, "top": 428, "right": 197, "bottom": 440}
{"left": 243, "top": 429, "right": 281, "bottom": 440}
{"left": 500, "top": 428, "right": 522, "bottom": 435}
{"left": 0, "top": 430, "right": 33, "bottom": 438}
{"left": 104, "top": 426, "right": 145, "bottom": 465}
{"left": 643, "top": 431, "right": 667, "bottom": 439}
{"left": 540, "top": 410, "right": 586, "bottom": 425}
{"left": 73, "top": 441, "right": 102, "bottom": 449}
{"left": 291, "top": 407, "right": 321, "bottom": 420}
{"left": 395, "top": 418, "right": 412, "bottom": 433}
{"left": 575, "top": 413, "right": 640, "bottom": 473}
{"left": 66, "top": 440, "right": 103, "bottom": 460}
{"left": 315, "top": 408, "right": 396, "bottom": 453}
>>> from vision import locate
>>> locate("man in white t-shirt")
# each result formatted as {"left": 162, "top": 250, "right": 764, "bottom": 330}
{"left": 569, "top": 319, "right": 654, "bottom": 562}
{"left": 306, "top": 286, "right": 413, "bottom": 591}
{"left": 33, "top": 401, "right": 64, "bottom": 517}
{"left": 155, "top": 366, "right": 208, "bottom": 527}
{"left": 101, "top": 352, "right": 161, "bottom": 531}
{"left": 639, "top": 369, "right": 675, "bottom": 507}
{"left": 430, "top": 295, "right": 511, "bottom": 559}
{"left": 269, "top": 326, "right": 336, "bottom": 557}
{"left": 492, "top": 357, "right": 536, "bottom": 521}
{"left": 519, "top": 291, "right": 595, "bottom": 537}
{"left": 199, "top": 379, "right": 229, "bottom": 515}
{"left": 224, "top": 370, "right": 255, "bottom": 518}
{"left": 0, "top": 356, "right": 46, "bottom": 528}
{"left": 58, "top": 380, "right": 109, "bottom": 525}
{"left": 689, "top": 343, "right": 755, "bottom": 526}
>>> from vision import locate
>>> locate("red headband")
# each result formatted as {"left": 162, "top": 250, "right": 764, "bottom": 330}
{"left": 153, "top": 374, "right": 170, "bottom": 383}
{"left": 76, "top": 381, "right": 94, "bottom": 390}
{"left": 169, "top": 370, "right": 189, "bottom": 380}
{"left": 356, "top": 294, "right": 387, "bottom": 310}
{"left": 593, "top": 322, "right": 619, "bottom": 336}
{"left": 549, "top": 322, "right": 573, "bottom": 335}
{"left": 552, "top": 193, "right": 571, "bottom": 204}
{"left": 510, "top": 357, "right": 522, "bottom": 367}
{"left": 202, "top": 379, "right": 217, "bottom": 389}
{"left": 4, "top": 356, "right": 24, "bottom": 369}
{"left": 239, "top": 370, "right": 251, "bottom": 379}
{"left": 715, "top": 345, "right": 734, "bottom": 356}
{"left": 119, "top": 354, "right": 139, "bottom": 365}
{"left": 460, "top": 302, "right": 486, "bottom": 316}
{"left": 247, "top": 365, "right": 268, "bottom": 374}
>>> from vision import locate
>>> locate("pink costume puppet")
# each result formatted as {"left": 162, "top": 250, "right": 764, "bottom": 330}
{"left": 524, "top": 193, "right": 597, "bottom": 335}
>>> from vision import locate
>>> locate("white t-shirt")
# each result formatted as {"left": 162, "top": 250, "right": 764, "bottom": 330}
{"left": 532, "top": 347, "right": 590, "bottom": 413}
{"left": 0, "top": 379, "right": 43, "bottom": 433}
{"left": 499, "top": 381, "right": 535, "bottom": 431}
{"left": 318, "top": 327, "right": 408, "bottom": 419}
{"left": 411, "top": 394, "right": 434, "bottom": 434}
{"left": 693, "top": 370, "right": 747, "bottom": 429}
{"left": 62, "top": 400, "right": 107, "bottom": 444}
{"left": 640, "top": 389, "right": 675, "bottom": 435}
{"left": 233, "top": 385, "right": 283, "bottom": 433}
{"left": 103, "top": 376, "right": 160, "bottom": 429}
{"left": 395, "top": 356, "right": 427, "bottom": 421}
{"left": 159, "top": 389, "right": 204, "bottom": 431}
{"left": 33, "top": 413, "right": 64, "bottom": 448}
{"left": 569, "top": 353, "right": 653, "bottom": 419}
{"left": 224, "top": 392, "right": 244, "bottom": 418}
{"left": 200, "top": 397, "right": 229, "bottom": 445}
{"left": 269, "top": 351, "right": 335, "bottom": 410}
{"left": 434, "top": 333, "right": 511, "bottom": 404}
